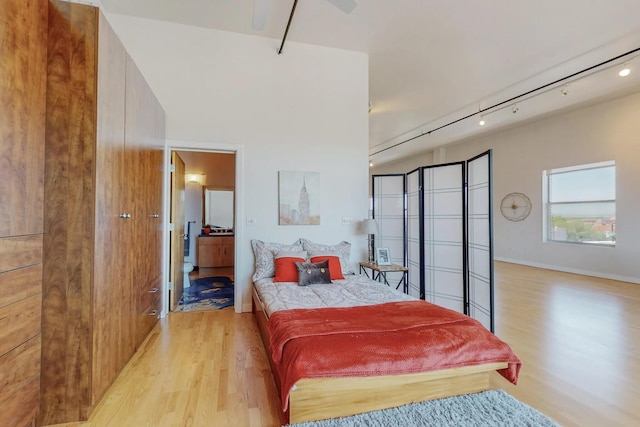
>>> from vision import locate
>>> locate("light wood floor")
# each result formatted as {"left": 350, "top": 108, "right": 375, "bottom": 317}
{"left": 50, "top": 262, "right": 640, "bottom": 427}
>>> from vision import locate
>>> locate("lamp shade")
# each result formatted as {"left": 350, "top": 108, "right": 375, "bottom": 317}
{"left": 362, "top": 219, "right": 378, "bottom": 235}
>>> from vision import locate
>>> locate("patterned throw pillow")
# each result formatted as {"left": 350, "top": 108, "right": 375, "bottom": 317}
{"left": 295, "top": 260, "right": 332, "bottom": 286}
{"left": 251, "top": 239, "right": 303, "bottom": 281}
{"left": 301, "top": 239, "right": 353, "bottom": 275}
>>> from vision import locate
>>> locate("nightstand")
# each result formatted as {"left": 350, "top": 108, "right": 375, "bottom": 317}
{"left": 359, "top": 261, "right": 408, "bottom": 294}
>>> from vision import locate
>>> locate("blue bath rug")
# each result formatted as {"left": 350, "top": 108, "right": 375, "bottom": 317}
{"left": 176, "top": 276, "right": 234, "bottom": 311}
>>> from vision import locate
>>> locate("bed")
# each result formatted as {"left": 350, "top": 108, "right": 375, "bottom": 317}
{"left": 251, "top": 239, "right": 521, "bottom": 424}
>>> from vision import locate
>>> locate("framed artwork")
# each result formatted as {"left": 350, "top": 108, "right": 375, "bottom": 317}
{"left": 376, "top": 247, "right": 391, "bottom": 265}
{"left": 278, "top": 171, "right": 320, "bottom": 225}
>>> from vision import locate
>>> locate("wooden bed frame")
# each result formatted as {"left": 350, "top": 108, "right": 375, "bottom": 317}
{"left": 252, "top": 288, "right": 507, "bottom": 424}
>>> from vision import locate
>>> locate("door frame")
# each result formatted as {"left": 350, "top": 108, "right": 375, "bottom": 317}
{"left": 161, "top": 139, "right": 244, "bottom": 316}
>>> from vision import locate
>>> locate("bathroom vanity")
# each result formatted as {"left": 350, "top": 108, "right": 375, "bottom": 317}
{"left": 197, "top": 235, "right": 235, "bottom": 268}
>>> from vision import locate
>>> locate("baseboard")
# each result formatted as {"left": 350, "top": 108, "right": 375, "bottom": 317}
{"left": 495, "top": 257, "right": 640, "bottom": 285}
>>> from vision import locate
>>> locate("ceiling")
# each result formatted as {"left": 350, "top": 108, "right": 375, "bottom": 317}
{"left": 100, "top": 0, "right": 640, "bottom": 165}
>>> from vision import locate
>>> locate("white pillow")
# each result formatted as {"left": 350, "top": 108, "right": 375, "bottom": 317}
{"left": 274, "top": 250, "right": 308, "bottom": 260}
{"left": 301, "top": 238, "right": 353, "bottom": 275}
{"left": 251, "top": 239, "right": 303, "bottom": 281}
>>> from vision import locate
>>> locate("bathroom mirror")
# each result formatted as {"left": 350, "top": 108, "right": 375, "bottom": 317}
{"left": 203, "top": 187, "right": 234, "bottom": 230}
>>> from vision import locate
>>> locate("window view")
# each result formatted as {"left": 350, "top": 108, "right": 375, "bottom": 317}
{"left": 543, "top": 161, "right": 615, "bottom": 246}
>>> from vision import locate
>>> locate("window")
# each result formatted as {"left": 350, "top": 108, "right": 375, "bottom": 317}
{"left": 543, "top": 161, "right": 615, "bottom": 246}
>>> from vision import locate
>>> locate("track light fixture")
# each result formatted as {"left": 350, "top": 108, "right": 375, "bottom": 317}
{"left": 370, "top": 47, "right": 640, "bottom": 160}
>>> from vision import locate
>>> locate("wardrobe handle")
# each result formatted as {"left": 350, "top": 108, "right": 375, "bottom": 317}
{"left": 119, "top": 213, "right": 131, "bottom": 219}
{"left": 149, "top": 287, "right": 158, "bottom": 293}
{"left": 151, "top": 214, "right": 160, "bottom": 218}
{"left": 148, "top": 310, "right": 158, "bottom": 316}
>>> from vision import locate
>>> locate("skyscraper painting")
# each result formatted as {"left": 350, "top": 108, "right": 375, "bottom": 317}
{"left": 278, "top": 171, "right": 320, "bottom": 225}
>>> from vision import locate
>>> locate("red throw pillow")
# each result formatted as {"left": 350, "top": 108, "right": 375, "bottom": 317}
{"left": 310, "top": 256, "right": 344, "bottom": 280}
{"left": 273, "top": 257, "right": 306, "bottom": 282}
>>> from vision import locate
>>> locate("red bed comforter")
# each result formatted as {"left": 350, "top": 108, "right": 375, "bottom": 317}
{"left": 268, "top": 300, "right": 521, "bottom": 411}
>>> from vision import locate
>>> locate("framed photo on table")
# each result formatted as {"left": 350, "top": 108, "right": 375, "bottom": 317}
{"left": 376, "top": 247, "right": 391, "bottom": 266}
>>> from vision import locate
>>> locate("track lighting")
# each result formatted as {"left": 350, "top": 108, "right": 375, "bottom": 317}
{"left": 478, "top": 116, "right": 485, "bottom": 126}
{"left": 369, "top": 161, "right": 373, "bottom": 167}
{"left": 561, "top": 86, "right": 569, "bottom": 96}
{"left": 511, "top": 104, "right": 519, "bottom": 114}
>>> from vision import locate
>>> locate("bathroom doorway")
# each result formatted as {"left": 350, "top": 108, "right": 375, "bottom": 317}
{"left": 168, "top": 149, "right": 237, "bottom": 312}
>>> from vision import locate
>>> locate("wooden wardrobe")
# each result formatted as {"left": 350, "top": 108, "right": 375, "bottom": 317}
{"left": 40, "top": 1, "right": 165, "bottom": 424}
{"left": 0, "top": 0, "right": 48, "bottom": 425}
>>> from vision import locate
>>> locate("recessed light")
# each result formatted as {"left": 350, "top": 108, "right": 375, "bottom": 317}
{"left": 619, "top": 67, "right": 631, "bottom": 77}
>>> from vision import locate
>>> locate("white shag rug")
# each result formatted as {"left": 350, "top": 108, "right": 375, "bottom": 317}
{"left": 286, "top": 390, "right": 561, "bottom": 427}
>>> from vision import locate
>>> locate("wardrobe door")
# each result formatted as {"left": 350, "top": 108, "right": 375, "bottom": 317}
{"left": 42, "top": 1, "right": 101, "bottom": 423}
{"left": 126, "top": 56, "right": 163, "bottom": 345}
{"left": 125, "top": 55, "right": 155, "bottom": 288}
{"left": 466, "top": 151, "right": 494, "bottom": 331}
{"left": 151, "top": 100, "right": 165, "bottom": 283}
{"left": 421, "top": 163, "right": 465, "bottom": 313}
{"left": 92, "top": 10, "right": 133, "bottom": 406}
{"left": 0, "top": 5, "right": 46, "bottom": 425}
{"left": 0, "top": 0, "right": 46, "bottom": 239}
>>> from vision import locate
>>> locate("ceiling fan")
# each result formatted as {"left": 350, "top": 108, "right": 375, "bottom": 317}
{"left": 252, "top": 0, "right": 357, "bottom": 31}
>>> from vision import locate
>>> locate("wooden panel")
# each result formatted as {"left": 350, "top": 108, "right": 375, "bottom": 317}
{"left": 221, "top": 237, "right": 235, "bottom": 267}
{"left": 126, "top": 54, "right": 158, "bottom": 290}
{"left": 197, "top": 236, "right": 222, "bottom": 268}
{"left": 0, "top": 0, "right": 47, "bottom": 238}
{"left": 0, "top": 235, "right": 42, "bottom": 272}
{"left": 289, "top": 365, "right": 502, "bottom": 424}
{"left": 92, "top": 8, "right": 132, "bottom": 409}
{"left": 0, "top": 293, "right": 41, "bottom": 356}
{"left": 125, "top": 53, "right": 146, "bottom": 285}
{"left": 41, "top": 1, "right": 98, "bottom": 424}
{"left": 0, "top": 376, "right": 40, "bottom": 427}
{"left": 139, "top": 275, "right": 162, "bottom": 314}
{"left": 197, "top": 236, "right": 234, "bottom": 267}
{"left": 0, "top": 335, "right": 41, "bottom": 403}
{"left": 0, "top": 0, "right": 46, "bottom": 425}
{"left": 137, "top": 275, "right": 161, "bottom": 346}
{"left": 152, "top": 101, "right": 165, "bottom": 278}
{"left": 0, "top": 264, "right": 42, "bottom": 309}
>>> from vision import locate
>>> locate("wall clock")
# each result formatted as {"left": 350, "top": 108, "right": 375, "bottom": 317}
{"left": 500, "top": 192, "right": 532, "bottom": 222}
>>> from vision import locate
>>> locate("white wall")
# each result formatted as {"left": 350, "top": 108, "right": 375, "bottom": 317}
{"left": 107, "top": 15, "right": 370, "bottom": 311}
{"left": 373, "top": 92, "right": 640, "bottom": 283}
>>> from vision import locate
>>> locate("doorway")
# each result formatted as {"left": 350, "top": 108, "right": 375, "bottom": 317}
{"left": 166, "top": 146, "right": 240, "bottom": 314}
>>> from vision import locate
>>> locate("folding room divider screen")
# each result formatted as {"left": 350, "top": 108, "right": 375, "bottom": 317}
{"left": 371, "top": 174, "right": 406, "bottom": 289}
{"left": 372, "top": 150, "right": 494, "bottom": 331}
